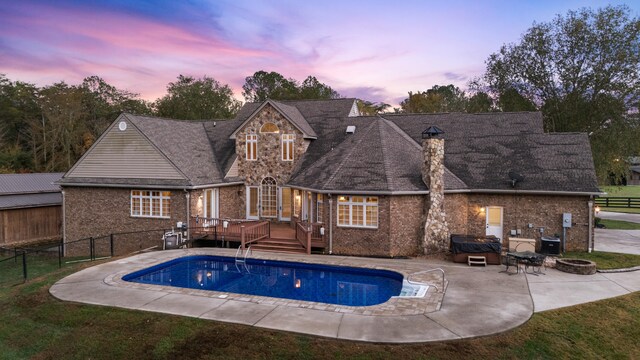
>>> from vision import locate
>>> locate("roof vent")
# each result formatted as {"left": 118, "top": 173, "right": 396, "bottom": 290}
{"left": 346, "top": 125, "right": 356, "bottom": 134}
{"left": 508, "top": 170, "right": 524, "bottom": 188}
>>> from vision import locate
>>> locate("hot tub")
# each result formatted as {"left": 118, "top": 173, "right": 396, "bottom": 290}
{"left": 450, "top": 234, "right": 502, "bottom": 265}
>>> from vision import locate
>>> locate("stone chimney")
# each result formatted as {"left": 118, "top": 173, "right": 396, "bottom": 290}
{"left": 421, "top": 126, "right": 450, "bottom": 254}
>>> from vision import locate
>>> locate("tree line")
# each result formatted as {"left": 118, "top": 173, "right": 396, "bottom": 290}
{"left": 1, "top": 5, "right": 638, "bottom": 182}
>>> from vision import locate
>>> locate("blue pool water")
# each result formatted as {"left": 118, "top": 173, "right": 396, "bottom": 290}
{"left": 123, "top": 255, "right": 403, "bottom": 306}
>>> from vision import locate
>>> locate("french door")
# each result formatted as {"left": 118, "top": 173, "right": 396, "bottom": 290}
{"left": 279, "top": 187, "right": 291, "bottom": 221}
{"left": 246, "top": 186, "right": 259, "bottom": 220}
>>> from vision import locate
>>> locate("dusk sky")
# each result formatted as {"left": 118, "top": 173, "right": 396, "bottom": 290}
{"left": 2, "top": 0, "right": 639, "bottom": 107}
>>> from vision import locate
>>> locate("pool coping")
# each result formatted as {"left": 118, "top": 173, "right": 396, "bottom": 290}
{"left": 50, "top": 248, "right": 534, "bottom": 343}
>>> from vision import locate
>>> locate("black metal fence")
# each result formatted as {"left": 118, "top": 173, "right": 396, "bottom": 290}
{"left": 0, "top": 227, "right": 180, "bottom": 287}
{"left": 595, "top": 197, "right": 640, "bottom": 209}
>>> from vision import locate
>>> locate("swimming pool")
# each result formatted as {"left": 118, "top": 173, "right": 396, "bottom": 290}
{"left": 123, "top": 255, "right": 404, "bottom": 306}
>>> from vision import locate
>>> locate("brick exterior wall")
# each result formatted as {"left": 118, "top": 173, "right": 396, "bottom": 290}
{"left": 464, "top": 194, "right": 591, "bottom": 251}
{"left": 219, "top": 185, "right": 244, "bottom": 219}
{"left": 389, "top": 195, "right": 424, "bottom": 257}
{"left": 327, "top": 192, "right": 591, "bottom": 257}
{"left": 329, "top": 195, "right": 391, "bottom": 257}
{"left": 444, "top": 193, "right": 469, "bottom": 235}
{"left": 63, "top": 187, "right": 187, "bottom": 256}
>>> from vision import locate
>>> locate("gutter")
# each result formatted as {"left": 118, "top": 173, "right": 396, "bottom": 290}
{"left": 287, "top": 185, "right": 604, "bottom": 197}
{"left": 54, "top": 181, "right": 244, "bottom": 190}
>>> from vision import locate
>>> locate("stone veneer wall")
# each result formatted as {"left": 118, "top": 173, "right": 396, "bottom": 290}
{"left": 235, "top": 104, "right": 307, "bottom": 187}
{"left": 329, "top": 195, "right": 392, "bottom": 257}
{"left": 465, "top": 194, "right": 591, "bottom": 251}
{"left": 389, "top": 195, "right": 424, "bottom": 257}
{"left": 421, "top": 138, "right": 450, "bottom": 253}
{"left": 63, "top": 187, "right": 187, "bottom": 256}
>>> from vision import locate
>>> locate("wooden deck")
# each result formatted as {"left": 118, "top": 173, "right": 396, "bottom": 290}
{"left": 190, "top": 218, "right": 325, "bottom": 254}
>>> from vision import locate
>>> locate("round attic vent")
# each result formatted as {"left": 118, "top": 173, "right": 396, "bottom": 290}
{"left": 118, "top": 121, "right": 127, "bottom": 131}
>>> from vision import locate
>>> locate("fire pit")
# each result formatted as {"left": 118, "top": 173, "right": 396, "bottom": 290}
{"left": 555, "top": 258, "right": 597, "bottom": 275}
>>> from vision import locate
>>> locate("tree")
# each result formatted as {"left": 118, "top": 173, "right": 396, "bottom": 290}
{"left": 242, "top": 71, "right": 341, "bottom": 102}
{"left": 399, "top": 84, "right": 468, "bottom": 113}
{"left": 155, "top": 75, "right": 241, "bottom": 120}
{"left": 357, "top": 100, "right": 391, "bottom": 115}
{"left": 482, "top": 5, "right": 640, "bottom": 181}
{"left": 298, "top": 76, "right": 340, "bottom": 100}
{"left": 242, "top": 71, "right": 299, "bottom": 102}
{"left": 81, "top": 76, "right": 152, "bottom": 140}
{"left": 30, "top": 82, "right": 89, "bottom": 171}
{"left": 0, "top": 75, "right": 39, "bottom": 172}
{"left": 466, "top": 91, "right": 494, "bottom": 113}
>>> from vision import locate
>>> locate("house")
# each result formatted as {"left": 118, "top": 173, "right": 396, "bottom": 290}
{"left": 58, "top": 98, "right": 601, "bottom": 257}
{"left": 0, "top": 173, "right": 64, "bottom": 246}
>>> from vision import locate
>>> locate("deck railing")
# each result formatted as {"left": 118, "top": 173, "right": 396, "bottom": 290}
{"left": 240, "top": 221, "right": 270, "bottom": 249}
{"left": 295, "top": 222, "right": 312, "bottom": 255}
{"left": 190, "top": 216, "right": 257, "bottom": 241}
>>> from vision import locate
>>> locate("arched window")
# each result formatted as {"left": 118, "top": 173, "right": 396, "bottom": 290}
{"left": 261, "top": 177, "right": 277, "bottom": 218}
{"left": 260, "top": 122, "right": 279, "bottom": 133}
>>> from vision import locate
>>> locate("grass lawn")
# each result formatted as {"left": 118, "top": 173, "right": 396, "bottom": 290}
{"left": 598, "top": 185, "right": 640, "bottom": 213}
{"left": 598, "top": 218, "right": 640, "bottom": 230}
{"left": 564, "top": 251, "right": 640, "bottom": 270}
{"left": 600, "top": 185, "right": 640, "bottom": 197}
{"left": 0, "top": 257, "right": 639, "bottom": 359}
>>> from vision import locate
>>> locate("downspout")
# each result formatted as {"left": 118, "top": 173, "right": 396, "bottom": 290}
{"left": 588, "top": 197, "right": 594, "bottom": 253}
{"left": 185, "top": 190, "right": 190, "bottom": 241}
{"left": 61, "top": 189, "right": 66, "bottom": 257}
{"left": 328, "top": 194, "right": 333, "bottom": 255}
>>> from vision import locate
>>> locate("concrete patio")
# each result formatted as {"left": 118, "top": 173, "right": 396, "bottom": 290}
{"left": 49, "top": 248, "right": 640, "bottom": 343}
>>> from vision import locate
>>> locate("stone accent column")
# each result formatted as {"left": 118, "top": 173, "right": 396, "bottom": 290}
{"left": 422, "top": 138, "right": 450, "bottom": 254}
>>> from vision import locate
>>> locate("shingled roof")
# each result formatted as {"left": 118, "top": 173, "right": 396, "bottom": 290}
{"left": 0, "top": 173, "right": 63, "bottom": 210}
{"left": 59, "top": 98, "right": 599, "bottom": 195}
{"left": 288, "top": 117, "right": 467, "bottom": 192}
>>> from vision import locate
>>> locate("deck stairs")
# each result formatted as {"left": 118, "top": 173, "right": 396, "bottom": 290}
{"left": 250, "top": 237, "right": 307, "bottom": 254}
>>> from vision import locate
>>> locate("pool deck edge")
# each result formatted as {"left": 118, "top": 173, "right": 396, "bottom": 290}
{"left": 50, "top": 248, "right": 533, "bottom": 343}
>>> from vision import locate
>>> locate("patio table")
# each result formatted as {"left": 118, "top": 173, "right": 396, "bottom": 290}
{"left": 504, "top": 251, "right": 546, "bottom": 275}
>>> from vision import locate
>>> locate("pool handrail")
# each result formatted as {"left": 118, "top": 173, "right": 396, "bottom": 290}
{"left": 407, "top": 268, "right": 446, "bottom": 293}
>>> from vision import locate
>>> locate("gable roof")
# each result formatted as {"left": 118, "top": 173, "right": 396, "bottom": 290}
{"left": 229, "top": 100, "right": 318, "bottom": 139}
{"left": 60, "top": 114, "right": 241, "bottom": 188}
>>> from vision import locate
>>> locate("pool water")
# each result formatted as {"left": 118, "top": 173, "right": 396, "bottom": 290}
{"left": 123, "top": 255, "right": 403, "bottom": 306}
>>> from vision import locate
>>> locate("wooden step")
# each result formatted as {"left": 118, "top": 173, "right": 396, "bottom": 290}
{"left": 250, "top": 238, "right": 307, "bottom": 254}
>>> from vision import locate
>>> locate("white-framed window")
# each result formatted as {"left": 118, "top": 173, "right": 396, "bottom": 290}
{"left": 246, "top": 134, "right": 257, "bottom": 160}
{"left": 131, "top": 190, "right": 171, "bottom": 218}
{"left": 260, "top": 122, "right": 279, "bottom": 133}
{"left": 337, "top": 196, "right": 378, "bottom": 228}
{"left": 316, "top": 194, "right": 323, "bottom": 223}
{"left": 281, "top": 134, "right": 295, "bottom": 161}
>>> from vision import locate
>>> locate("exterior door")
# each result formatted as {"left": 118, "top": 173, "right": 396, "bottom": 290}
{"left": 246, "top": 186, "right": 259, "bottom": 220}
{"left": 279, "top": 187, "right": 291, "bottom": 221}
{"left": 486, "top": 206, "right": 503, "bottom": 241}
